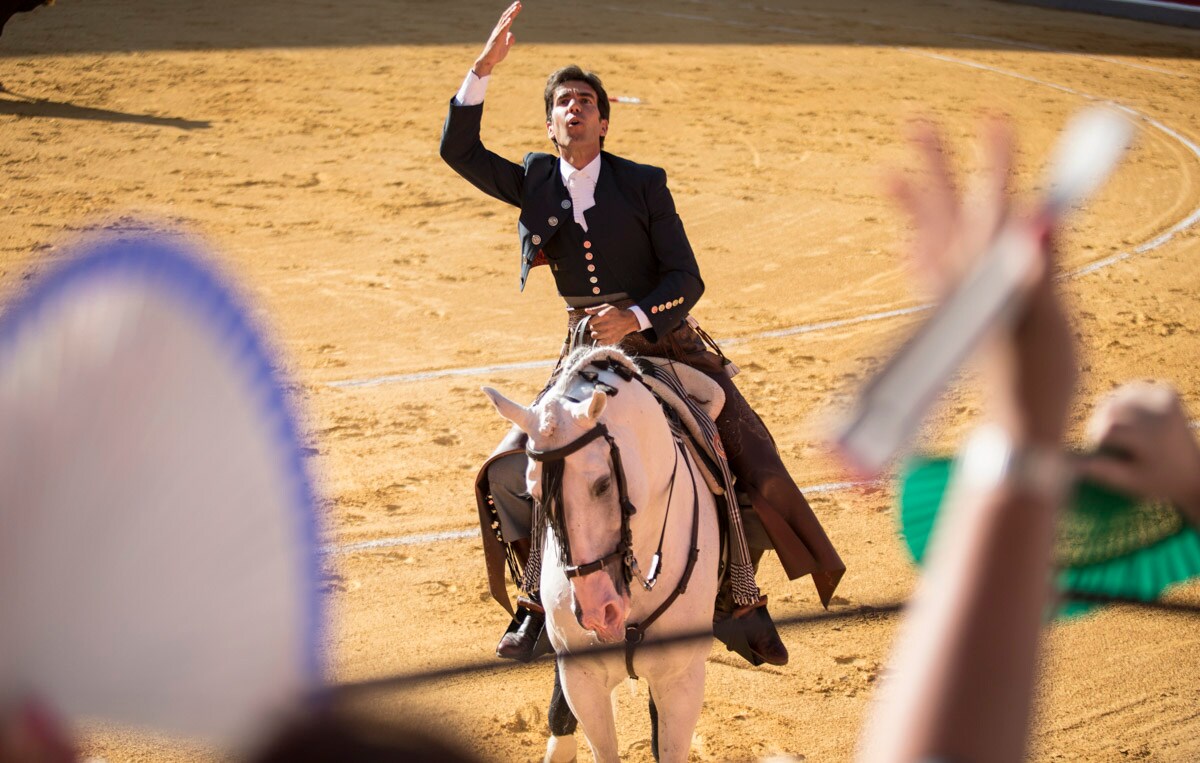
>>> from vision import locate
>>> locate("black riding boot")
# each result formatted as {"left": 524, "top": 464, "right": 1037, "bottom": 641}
{"left": 713, "top": 547, "right": 789, "bottom": 666}
{"left": 496, "top": 594, "right": 550, "bottom": 662}
{"left": 495, "top": 539, "right": 551, "bottom": 662}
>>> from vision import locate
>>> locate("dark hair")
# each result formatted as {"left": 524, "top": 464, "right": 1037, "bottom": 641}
{"left": 543, "top": 65, "right": 610, "bottom": 148}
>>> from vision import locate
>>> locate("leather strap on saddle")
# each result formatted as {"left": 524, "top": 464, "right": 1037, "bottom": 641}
{"left": 638, "top": 356, "right": 725, "bottom": 421}
{"left": 636, "top": 357, "right": 726, "bottom": 496}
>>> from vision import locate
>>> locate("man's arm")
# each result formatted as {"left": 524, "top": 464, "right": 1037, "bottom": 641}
{"left": 634, "top": 168, "right": 705, "bottom": 341}
{"left": 438, "top": 2, "right": 525, "bottom": 207}
{"left": 857, "top": 121, "right": 1077, "bottom": 763}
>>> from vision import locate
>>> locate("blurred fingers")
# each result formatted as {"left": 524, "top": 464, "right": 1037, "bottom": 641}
{"left": 983, "top": 117, "right": 1015, "bottom": 203}
{"left": 1077, "top": 455, "right": 1145, "bottom": 498}
{"left": 972, "top": 117, "right": 1015, "bottom": 248}
{"left": 1083, "top": 415, "right": 1143, "bottom": 455}
{"left": 909, "top": 121, "right": 958, "bottom": 222}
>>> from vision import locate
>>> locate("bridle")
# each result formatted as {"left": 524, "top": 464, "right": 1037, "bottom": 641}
{"left": 526, "top": 365, "right": 703, "bottom": 679}
{"left": 527, "top": 421, "right": 642, "bottom": 588}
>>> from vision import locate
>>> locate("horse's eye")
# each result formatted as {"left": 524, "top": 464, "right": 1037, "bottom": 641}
{"left": 592, "top": 476, "right": 612, "bottom": 497}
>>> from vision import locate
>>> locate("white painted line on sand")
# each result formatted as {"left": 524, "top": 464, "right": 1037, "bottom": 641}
{"left": 329, "top": 359, "right": 555, "bottom": 389}
{"left": 727, "top": 305, "right": 934, "bottom": 344}
{"left": 327, "top": 480, "right": 878, "bottom": 555}
{"left": 327, "top": 529, "right": 477, "bottom": 554}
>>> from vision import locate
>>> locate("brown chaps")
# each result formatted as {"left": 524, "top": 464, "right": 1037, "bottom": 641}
{"left": 474, "top": 313, "right": 846, "bottom": 615}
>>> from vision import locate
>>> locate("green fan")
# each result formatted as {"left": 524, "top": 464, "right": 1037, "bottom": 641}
{"left": 898, "top": 456, "right": 1200, "bottom": 617}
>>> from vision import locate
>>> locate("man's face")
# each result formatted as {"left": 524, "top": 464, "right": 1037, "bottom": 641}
{"left": 546, "top": 80, "right": 608, "bottom": 153}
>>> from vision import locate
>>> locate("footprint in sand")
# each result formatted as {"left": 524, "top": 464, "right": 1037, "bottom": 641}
{"left": 421, "top": 580, "right": 459, "bottom": 596}
{"left": 320, "top": 574, "right": 361, "bottom": 594}
{"left": 498, "top": 703, "right": 542, "bottom": 733}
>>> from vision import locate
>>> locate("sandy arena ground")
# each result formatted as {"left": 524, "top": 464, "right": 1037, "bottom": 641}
{"left": 3, "top": 1, "right": 1200, "bottom": 760}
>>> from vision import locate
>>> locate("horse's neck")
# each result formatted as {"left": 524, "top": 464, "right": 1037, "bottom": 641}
{"left": 603, "top": 377, "right": 696, "bottom": 590}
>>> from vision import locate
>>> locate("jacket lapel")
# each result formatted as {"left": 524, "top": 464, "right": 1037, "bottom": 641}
{"left": 520, "top": 158, "right": 570, "bottom": 245}
{"left": 585, "top": 153, "right": 615, "bottom": 229}
{"left": 518, "top": 157, "right": 571, "bottom": 291}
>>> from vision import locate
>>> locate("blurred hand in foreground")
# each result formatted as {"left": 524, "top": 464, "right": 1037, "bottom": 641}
{"left": 891, "top": 119, "right": 1077, "bottom": 446}
{"left": 1081, "top": 382, "right": 1200, "bottom": 527}
{"left": 0, "top": 699, "right": 76, "bottom": 763}
{"left": 858, "top": 119, "right": 1078, "bottom": 763}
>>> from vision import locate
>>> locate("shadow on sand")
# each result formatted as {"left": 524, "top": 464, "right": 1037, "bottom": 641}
{"left": 0, "top": 91, "right": 210, "bottom": 129}
{"left": 0, "top": 0, "right": 1195, "bottom": 59}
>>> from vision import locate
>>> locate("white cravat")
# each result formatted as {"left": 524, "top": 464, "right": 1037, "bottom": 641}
{"left": 559, "top": 155, "right": 599, "bottom": 231}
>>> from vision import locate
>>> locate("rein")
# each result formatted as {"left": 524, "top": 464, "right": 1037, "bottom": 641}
{"left": 622, "top": 446, "right": 700, "bottom": 679}
{"left": 525, "top": 366, "right": 704, "bottom": 679}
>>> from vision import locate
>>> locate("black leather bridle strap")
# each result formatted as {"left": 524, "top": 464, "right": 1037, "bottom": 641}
{"left": 527, "top": 423, "right": 609, "bottom": 463}
{"left": 528, "top": 423, "right": 631, "bottom": 581}
{"left": 563, "top": 549, "right": 625, "bottom": 579}
{"left": 625, "top": 445, "right": 703, "bottom": 679}
{"left": 560, "top": 431, "right": 637, "bottom": 583}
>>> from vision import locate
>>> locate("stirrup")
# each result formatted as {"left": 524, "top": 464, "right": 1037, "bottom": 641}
{"left": 732, "top": 594, "right": 768, "bottom": 619}
{"left": 517, "top": 595, "right": 545, "bottom": 615}
{"left": 712, "top": 596, "right": 774, "bottom": 667}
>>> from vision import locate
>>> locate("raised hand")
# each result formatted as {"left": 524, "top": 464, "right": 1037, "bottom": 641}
{"left": 889, "top": 120, "right": 1014, "bottom": 297}
{"left": 896, "top": 120, "right": 1076, "bottom": 447}
{"left": 473, "top": 2, "right": 522, "bottom": 78}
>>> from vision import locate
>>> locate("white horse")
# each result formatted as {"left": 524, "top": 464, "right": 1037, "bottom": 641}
{"left": 484, "top": 347, "right": 720, "bottom": 763}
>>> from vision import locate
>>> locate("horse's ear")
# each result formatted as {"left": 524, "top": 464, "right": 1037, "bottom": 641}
{"left": 573, "top": 389, "right": 607, "bottom": 423}
{"left": 481, "top": 386, "right": 537, "bottom": 435}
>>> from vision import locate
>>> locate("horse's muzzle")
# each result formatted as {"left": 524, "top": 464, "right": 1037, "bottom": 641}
{"left": 572, "top": 577, "right": 629, "bottom": 644}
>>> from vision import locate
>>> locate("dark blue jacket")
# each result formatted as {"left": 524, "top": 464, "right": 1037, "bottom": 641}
{"left": 440, "top": 99, "right": 704, "bottom": 341}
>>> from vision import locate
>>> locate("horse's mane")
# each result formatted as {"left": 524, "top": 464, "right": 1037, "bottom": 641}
{"left": 533, "top": 347, "right": 642, "bottom": 441}
{"left": 546, "top": 345, "right": 641, "bottom": 401}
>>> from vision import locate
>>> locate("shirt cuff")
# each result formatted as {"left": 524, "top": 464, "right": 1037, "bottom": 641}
{"left": 454, "top": 69, "right": 489, "bottom": 106}
{"left": 628, "top": 305, "right": 652, "bottom": 332}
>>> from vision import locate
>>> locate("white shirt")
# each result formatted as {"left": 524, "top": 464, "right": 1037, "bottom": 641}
{"left": 454, "top": 71, "right": 651, "bottom": 331}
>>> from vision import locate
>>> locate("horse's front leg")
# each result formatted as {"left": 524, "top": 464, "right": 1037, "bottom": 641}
{"left": 645, "top": 648, "right": 708, "bottom": 763}
{"left": 558, "top": 656, "right": 620, "bottom": 763}
{"left": 544, "top": 663, "right": 578, "bottom": 763}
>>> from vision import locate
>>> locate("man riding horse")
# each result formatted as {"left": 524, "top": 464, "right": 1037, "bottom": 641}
{"left": 439, "top": 1, "right": 845, "bottom": 667}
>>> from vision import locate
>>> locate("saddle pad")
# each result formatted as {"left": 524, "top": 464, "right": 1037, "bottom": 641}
{"left": 638, "top": 357, "right": 727, "bottom": 496}
{"left": 0, "top": 235, "right": 322, "bottom": 749}
{"left": 639, "top": 356, "right": 725, "bottom": 421}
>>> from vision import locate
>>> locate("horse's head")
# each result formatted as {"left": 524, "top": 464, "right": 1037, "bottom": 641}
{"left": 483, "top": 373, "right": 634, "bottom": 644}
